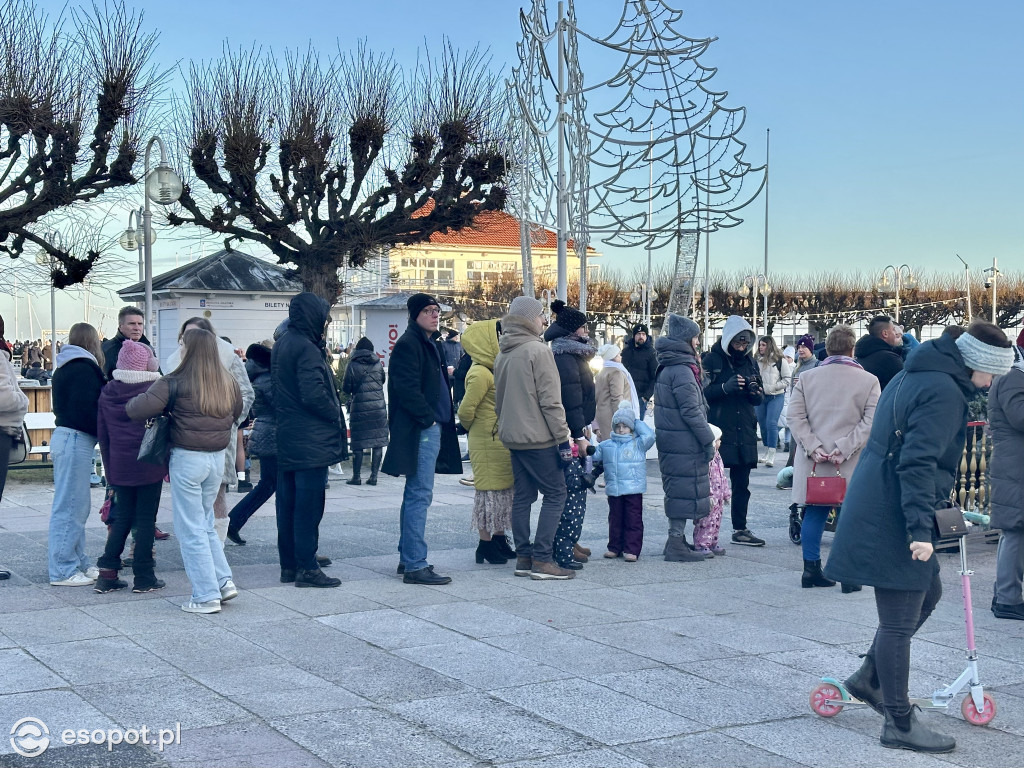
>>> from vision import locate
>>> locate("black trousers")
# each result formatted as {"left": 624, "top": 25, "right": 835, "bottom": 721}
{"left": 229, "top": 455, "right": 277, "bottom": 532}
{"left": 872, "top": 572, "right": 943, "bottom": 716}
{"left": 0, "top": 430, "right": 11, "bottom": 502}
{"left": 728, "top": 465, "right": 752, "bottom": 531}
{"left": 276, "top": 466, "right": 328, "bottom": 572}
{"left": 97, "top": 482, "right": 163, "bottom": 583}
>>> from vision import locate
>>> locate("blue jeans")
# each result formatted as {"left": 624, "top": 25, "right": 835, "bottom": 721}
{"left": 801, "top": 505, "right": 830, "bottom": 561}
{"left": 755, "top": 393, "right": 785, "bottom": 448}
{"left": 48, "top": 427, "right": 96, "bottom": 581}
{"left": 398, "top": 424, "right": 440, "bottom": 572}
{"left": 169, "top": 447, "right": 232, "bottom": 603}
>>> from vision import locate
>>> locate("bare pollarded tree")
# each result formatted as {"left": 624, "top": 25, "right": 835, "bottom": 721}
{"left": 0, "top": 0, "right": 164, "bottom": 287}
{"left": 168, "top": 41, "right": 511, "bottom": 303}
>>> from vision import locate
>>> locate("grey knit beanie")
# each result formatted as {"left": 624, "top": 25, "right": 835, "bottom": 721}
{"left": 956, "top": 333, "right": 1014, "bottom": 375}
{"left": 508, "top": 296, "right": 544, "bottom": 319}
{"left": 612, "top": 400, "right": 636, "bottom": 430}
{"left": 664, "top": 313, "right": 700, "bottom": 341}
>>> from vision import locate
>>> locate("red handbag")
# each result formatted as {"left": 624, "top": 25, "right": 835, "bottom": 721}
{"left": 805, "top": 462, "right": 846, "bottom": 507}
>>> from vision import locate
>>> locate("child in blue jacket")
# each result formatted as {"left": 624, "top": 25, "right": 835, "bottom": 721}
{"left": 595, "top": 400, "right": 656, "bottom": 561}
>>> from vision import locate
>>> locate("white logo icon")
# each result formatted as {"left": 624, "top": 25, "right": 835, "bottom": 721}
{"left": 11, "top": 717, "right": 50, "bottom": 758}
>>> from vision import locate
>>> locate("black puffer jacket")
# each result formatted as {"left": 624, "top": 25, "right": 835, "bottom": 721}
{"left": 702, "top": 317, "right": 763, "bottom": 468}
{"left": 622, "top": 337, "right": 658, "bottom": 400}
{"left": 245, "top": 350, "right": 276, "bottom": 458}
{"left": 343, "top": 348, "right": 389, "bottom": 450}
{"left": 854, "top": 334, "right": 904, "bottom": 391}
{"left": 272, "top": 293, "right": 346, "bottom": 471}
{"left": 988, "top": 359, "right": 1024, "bottom": 531}
{"left": 654, "top": 330, "right": 715, "bottom": 520}
{"left": 544, "top": 325, "right": 597, "bottom": 439}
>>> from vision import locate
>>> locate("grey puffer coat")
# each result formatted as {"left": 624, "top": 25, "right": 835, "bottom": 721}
{"left": 246, "top": 355, "right": 276, "bottom": 458}
{"left": 343, "top": 348, "right": 389, "bottom": 450}
{"left": 988, "top": 357, "right": 1024, "bottom": 531}
{"left": 654, "top": 334, "right": 716, "bottom": 520}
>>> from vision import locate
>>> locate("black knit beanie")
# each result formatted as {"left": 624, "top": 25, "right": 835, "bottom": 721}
{"left": 550, "top": 299, "right": 588, "bottom": 333}
{"left": 355, "top": 337, "right": 374, "bottom": 352}
{"left": 632, "top": 323, "right": 649, "bottom": 337}
{"left": 407, "top": 293, "right": 440, "bottom": 321}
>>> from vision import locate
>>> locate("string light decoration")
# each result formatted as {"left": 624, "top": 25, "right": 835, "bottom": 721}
{"left": 509, "top": 0, "right": 766, "bottom": 318}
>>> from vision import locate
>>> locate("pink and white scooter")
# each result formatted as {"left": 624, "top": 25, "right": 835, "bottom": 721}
{"left": 810, "top": 510, "right": 997, "bottom": 726}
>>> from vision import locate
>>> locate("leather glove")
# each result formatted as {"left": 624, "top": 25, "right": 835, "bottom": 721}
{"left": 722, "top": 376, "right": 741, "bottom": 394}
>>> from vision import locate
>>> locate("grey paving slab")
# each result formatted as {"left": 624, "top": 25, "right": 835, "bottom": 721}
{"left": 0, "top": 690, "right": 118, "bottom": 756}
{"left": 568, "top": 620, "right": 743, "bottom": 665}
{"left": 337, "top": 576, "right": 464, "bottom": 608}
{"left": 616, "top": 731, "right": 807, "bottom": 768}
{"left": 394, "top": 638, "right": 572, "bottom": 689}
{"left": 0, "top": 648, "right": 67, "bottom": 694}
{"left": 0, "top": 607, "right": 120, "bottom": 646}
{"left": 478, "top": 592, "right": 628, "bottom": 629}
{"left": 130, "top": 625, "right": 282, "bottom": 674}
{"left": 492, "top": 678, "right": 700, "bottom": 745}
{"left": 676, "top": 655, "right": 829, "bottom": 714}
{"left": 495, "top": 748, "right": 648, "bottom": 768}
{"left": 484, "top": 626, "right": 661, "bottom": 677}
{"left": 156, "top": 721, "right": 322, "bottom": 767}
{"left": 647, "top": 614, "right": 821, "bottom": 654}
{"left": 248, "top": 585, "right": 383, "bottom": 617}
{"left": 0, "top": 585, "right": 66, "bottom": 613}
{"left": 26, "top": 636, "right": 181, "bottom": 686}
{"left": 316, "top": 608, "right": 468, "bottom": 649}
{"left": 390, "top": 691, "right": 599, "bottom": 762}
{"left": 591, "top": 666, "right": 791, "bottom": 728}
{"left": 405, "top": 600, "right": 543, "bottom": 637}
{"left": 227, "top": 683, "right": 370, "bottom": 720}
{"left": 80, "top": 599, "right": 212, "bottom": 636}
{"left": 330, "top": 651, "right": 471, "bottom": 703}
{"left": 550, "top": 585, "right": 702, "bottom": 620}
{"left": 78, "top": 674, "right": 254, "bottom": 730}
{"left": 0, "top": 743, "right": 172, "bottom": 767}
{"left": 271, "top": 707, "right": 477, "bottom": 768}
{"left": 187, "top": 663, "right": 332, "bottom": 698}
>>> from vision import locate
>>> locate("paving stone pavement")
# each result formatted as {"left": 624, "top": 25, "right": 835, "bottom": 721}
{"left": 1, "top": 457, "right": 1022, "bottom": 767}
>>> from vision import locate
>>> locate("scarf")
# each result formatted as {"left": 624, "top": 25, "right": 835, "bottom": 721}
{"left": 820, "top": 355, "right": 863, "bottom": 369}
{"left": 602, "top": 360, "right": 640, "bottom": 418}
{"left": 550, "top": 335, "right": 596, "bottom": 359}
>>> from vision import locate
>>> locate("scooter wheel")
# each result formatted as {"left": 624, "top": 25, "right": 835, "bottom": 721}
{"left": 961, "top": 692, "right": 996, "bottom": 725}
{"left": 810, "top": 683, "right": 844, "bottom": 717}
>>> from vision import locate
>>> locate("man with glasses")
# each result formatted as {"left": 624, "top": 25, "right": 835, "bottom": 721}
{"left": 382, "top": 293, "right": 463, "bottom": 585}
{"left": 702, "top": 315, "right": 766, "bottom": 547}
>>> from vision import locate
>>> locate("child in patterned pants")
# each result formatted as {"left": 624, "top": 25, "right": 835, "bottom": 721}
{"left": 694, "top": 424, "right": 730, "bottom": 556}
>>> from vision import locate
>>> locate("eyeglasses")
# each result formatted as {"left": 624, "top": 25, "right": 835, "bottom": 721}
{"left": 420, "top": 308, "right": 441, "bottom": 317}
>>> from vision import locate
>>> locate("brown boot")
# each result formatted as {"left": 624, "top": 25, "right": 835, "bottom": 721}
{"left": 572, "top": 543, "right": 589, "bottom": 562}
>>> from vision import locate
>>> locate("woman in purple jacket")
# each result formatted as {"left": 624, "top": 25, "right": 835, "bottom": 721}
{"left": 94, "top": 340, "right": 166, "bottom": 593}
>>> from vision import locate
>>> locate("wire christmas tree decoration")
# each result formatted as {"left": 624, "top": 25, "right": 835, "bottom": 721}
{"left": 510, "top": 0, "right": 766, "bottom": 319}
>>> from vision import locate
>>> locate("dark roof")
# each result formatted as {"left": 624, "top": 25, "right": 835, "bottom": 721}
{"left": 118, "top": 249, "right": 302, "bottom": 296}
{"left": 357, "top": 293, "right": 452, "bottom": 311}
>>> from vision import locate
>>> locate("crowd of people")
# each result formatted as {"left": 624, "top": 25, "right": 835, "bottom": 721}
{"left": 2, "top": 296, "right": 1024, "bottom": 755}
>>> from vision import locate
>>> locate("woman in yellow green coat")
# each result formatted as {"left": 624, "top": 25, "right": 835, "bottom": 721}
{"left": 458, "top": 319, "right": 516, "bottom": 565}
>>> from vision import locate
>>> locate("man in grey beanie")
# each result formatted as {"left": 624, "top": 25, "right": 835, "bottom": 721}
{"left": 494, "top": 296, "right": 577, "bottom": 580}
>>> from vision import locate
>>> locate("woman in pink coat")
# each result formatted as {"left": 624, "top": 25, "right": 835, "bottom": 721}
{"left": 788, "top": 325, "right": 880, "bottom": 590}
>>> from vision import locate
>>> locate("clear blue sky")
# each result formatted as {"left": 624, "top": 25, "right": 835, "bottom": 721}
{"left": 7, "top": 0, "right": 1023, "bottom": 335}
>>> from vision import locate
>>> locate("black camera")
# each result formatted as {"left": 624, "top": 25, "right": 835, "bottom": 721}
{"left": 746, "top": 374, "right": 764, "bottom": 395}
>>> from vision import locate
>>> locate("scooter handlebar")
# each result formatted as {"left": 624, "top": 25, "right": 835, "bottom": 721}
{"left": 962, "top": 510, "right": 990, "bottom": 526}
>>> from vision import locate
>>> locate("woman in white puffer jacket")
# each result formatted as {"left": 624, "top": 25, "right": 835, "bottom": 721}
{"left": 754, "top": 336, "right": 792, "bottom": 467}
{"left": 0, "top": 314, "right": 30, "bottom": 580}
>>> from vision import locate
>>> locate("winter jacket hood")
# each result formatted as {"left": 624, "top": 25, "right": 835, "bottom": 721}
{"left": 720, "top": 315, "right": 755, "bottom": 352}
{"left": 902, "top": 335, "right": 975, "bottom": 398}
{"left": 655, "top": 334, "right": 699, "bottom": 367}
{"left": 55, "top": 345, "right": 98, "bottom": 369}
{"left": 460, "top": 320, "right": 499, "bottom": 371}
{"left": 289, "top": 292, "right": 330, "bottom": 345}
{"left": 854, "top": 333, "right": 905, "bottom": 390}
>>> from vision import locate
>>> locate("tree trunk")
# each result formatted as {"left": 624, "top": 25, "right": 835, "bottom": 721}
{"left": 298, "top": 259, "right": 341, "bottom": 306}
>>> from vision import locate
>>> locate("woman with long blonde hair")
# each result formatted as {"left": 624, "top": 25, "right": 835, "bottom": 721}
{"left": 48, "top": 323, "right": 107, "bottom": 586}
{"left": 754, "top": 335, "right": 792, "bottom": 467}
{"left": 128, "top": 329, "right": 243, "bottom": 613}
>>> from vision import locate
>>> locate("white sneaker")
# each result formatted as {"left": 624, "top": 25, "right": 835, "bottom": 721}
{"left": 328, "top": 463, "right": 344, "bottom": 476}
{"left": 458, "top": 477, "right": 475, "bottom": 487}
{"left": 85, "top": 566, "right": 99, "bottom": 580}
{"left": 219, "top": 579, "right": 238, "bottom": 602}
{"left": 182, "top": 599, "right": 221, "bottom": 614}
{"left": 51, "top": 571, "right": 95, "bottom": 586}
{"left": 766, "top": 448, "right": 776, "bottom": 468}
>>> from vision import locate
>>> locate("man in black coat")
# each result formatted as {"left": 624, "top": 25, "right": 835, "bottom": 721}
{"left": 382, "top": 293, "right": 462, "bottom": 586}
{"left": 622, "top": 323, "right": 657, "bottom": 415}
{"left": 102, "top": 306, "right": 155, "bottom": 379}
{"left": 272, "top": 292, "right": 347, "bottom": 589}
{"left": 854, "top": 315, "right": 904, "bottom": 391}
{"left": 702, "top": 315, "right": 765, "bottom": 547}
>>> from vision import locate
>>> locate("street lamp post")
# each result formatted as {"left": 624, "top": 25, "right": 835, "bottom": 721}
{"left": 738, "top": 274, "right": 770, "bottom": 338}
{"left": 139, "top": 137, "right": 182, "bottom": 346}
{"left": 955, "top": 254, "right": 972, "bottom": 321}
{"left": 877, "top": 264, "right": 915, "bottom": 324}
{"left": 983, "top": 258, "right": 1000, "bottom": 325}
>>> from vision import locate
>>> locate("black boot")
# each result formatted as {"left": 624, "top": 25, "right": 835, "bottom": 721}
{"left": 842, "top": 583, "right": 863, "bottom": 593}
{"left": 844, "top": 653, "right": 883, "bottom": 714}
{"left": 367, "top": 448, "right": 381, "bottom": 485}
{"left": 475, "top": 539, "right": 508, "bottom": 565}
{"left": 295, "top": 568, "right": 341, "bottom": 588}
{"left": 226, "top": 525, "right": 246, "bottom": 545}
{"left": 93, "top": 569, "right": 128, "bottom": 593}
{"left": 880, "top": 709, "right": 955, "bottom": 753}
{"left": 347, "top": 452, "right": 363, "bottom": 485}
{"left": 802, "top": 559, "right": 836, "bottom": 588}
{"left": 492, "top": 533, "right": 516, "bottom": 560}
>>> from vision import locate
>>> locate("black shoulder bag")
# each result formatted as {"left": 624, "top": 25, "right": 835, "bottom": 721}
{"left": 137, "top": 378, "right": 177, "bottom": 466}
{"left": 885, "top": 375, "right": 964, "bottom": 538}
